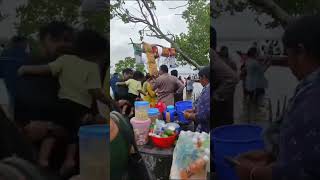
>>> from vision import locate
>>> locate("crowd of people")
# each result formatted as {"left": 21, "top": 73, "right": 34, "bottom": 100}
{"left": 0, "top": 21, "right": 109, "bottom": 179}
{"left": 213, "top": 36, "right": 273, "bottom": 125}
{"left": 212, "top": 15, "right": 320, "bottom": 180}
{"left": 109, "top": 63, "right": 210, "bottom": 179}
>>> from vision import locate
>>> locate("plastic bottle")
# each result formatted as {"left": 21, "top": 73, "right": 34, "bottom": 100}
{"left": 165, "top": 105, "right": 175, "bottom": 123}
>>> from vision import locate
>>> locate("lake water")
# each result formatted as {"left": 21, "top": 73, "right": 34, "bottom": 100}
{"left": 234, "top": 67, "right": 298, "bottom": 121}
{"left": 218, "top": 40, "right": 299, "bottom": 121}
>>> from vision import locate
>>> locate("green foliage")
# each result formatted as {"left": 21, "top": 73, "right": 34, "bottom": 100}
{"left": 114, "top": 57, "right": 146, "bottom": 74}
{"left": 0, "top": 0, "right": 7, "bottom": 22}
{"left": 136, "top": 63, "right": 146, "bottom": 73}
{"left": 15, "top": 0, "right": 108, "bottom": 37}
{"left": 111, "top": 0, "right": 209, "bottom": 67}
{"left": 175, "top": 0, "right": 210, "bottom": 66}
{"left": 110, "top": 0, "right": 155, "bottom": 20}
{"left": 15, "top": 0, "right": 81, "bottom": 37}
{"left": 28, "top": 38, "right": 42, "bottom": 56}
{"left": 273, "top": 0, "right": 320, "bottom": 16}
{"left": 214, "top": 0, "right": 320, "bottom": 28}
{"left": 82, "top": 8, "right": 109, "bottom": 34}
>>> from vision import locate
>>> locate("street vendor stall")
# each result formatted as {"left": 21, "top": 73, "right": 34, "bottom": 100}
{"left": 130, "top": 100, "right": 209, "bottom": 180}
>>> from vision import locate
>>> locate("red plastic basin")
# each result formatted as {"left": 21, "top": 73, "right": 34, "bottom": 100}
{"left": 150, "top": 134, "right": 177, "bottom": 148}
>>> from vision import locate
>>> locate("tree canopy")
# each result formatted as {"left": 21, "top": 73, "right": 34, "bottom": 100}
{"left": 175, "top": 0, "right": 210, "bottom": 66}
{"left": 111, "top": 0, "right": 210, "bottom": 69}
{"left": 0, "top": 0, "right": 7, "bottom": 22}
{"left": 15, "top": 0, "right": 108, "bottom": 37}
{"left": 114, "top": 57, "right": 146, "bottom": 74}
{"left": 213, "top": 0, "right": 320, "bottom": 28}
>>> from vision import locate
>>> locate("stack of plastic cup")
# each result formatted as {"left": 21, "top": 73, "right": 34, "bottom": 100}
{"left": 130, "top": 117, "right": 151, "bottom": 145}
{"left": 134, "top": 101, "right": 150, "bottom": 120}
{"left": 131, "top": 101, "right": 151, "bottom": 145}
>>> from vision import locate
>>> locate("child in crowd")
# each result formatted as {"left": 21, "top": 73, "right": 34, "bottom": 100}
{"left": 116, "top": 70, "right": 146, "bottom": 106}
{"left": 18, "top": 29, "right": 109, "bottom": 175}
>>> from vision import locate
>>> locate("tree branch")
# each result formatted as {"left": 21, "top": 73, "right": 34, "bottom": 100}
{"left": 248, "top": 0, "right": 292, "bottom": 27}
{"left": 113, "top": 0, "right": 201, "bottom": 69}
{"left": 146, "top": 33, "right": 162, "bottom": 39}
{"left": 141, "top": 0, "right": 158, "bottom": 27}
{"left": 137, "top": 0, "right": 149, "bottom": 23}
{"left": 152, "top": 8, "right": 160, "bottom": 27}
{"left": 169, "top": 3, "right": 189, "bottom": 10}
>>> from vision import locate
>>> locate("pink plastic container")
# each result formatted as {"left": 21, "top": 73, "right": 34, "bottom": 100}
{"left": 130, "top": 117, "right": 151, "bottom": 145}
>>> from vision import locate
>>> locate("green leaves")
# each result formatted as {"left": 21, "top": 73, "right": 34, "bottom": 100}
{"left": 111, "top": 0, "right": 208, "bottom": 68}
{"left": 82, "top": 8, "right": 109, "bottom": 34}
{"left": 15, "top": 0, "right": 108, "bottom": 37}
{"left": 0, "top": 0, "right": 7, "bottom": 22}
{"left": 114, "top": 57, "right": 146, "bottom": 74}
{"left": 176, "top": 0, "right": 210, "bottom": 66}
{"left": 15, "top": 0, "right": 81, "bottom": 36}
{"left": 215, "top": 0, "right": 320, "bottom": 28}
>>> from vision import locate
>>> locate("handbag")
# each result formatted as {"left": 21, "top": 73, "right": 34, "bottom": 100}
{"left": 111, "top": 111, "right": 151, "bottom": 180}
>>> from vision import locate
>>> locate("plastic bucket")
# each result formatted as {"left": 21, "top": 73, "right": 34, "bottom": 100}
{"left": 175, "top": 101, "right": 192, "bottom": 123}
{"left": 150, "top": 134, "right": 177, "bottom": 148}
{"left": 79, "top": 125, "right": 109, "bottom": 180}
{"left": 130, "top": 117, "right": 151, "bottom": 145}
{"left": 212, "top": 124, "right": 265, "bottom": 180}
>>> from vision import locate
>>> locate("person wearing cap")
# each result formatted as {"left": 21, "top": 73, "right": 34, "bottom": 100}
{"left": 184, "top": 66, "right": 210, "bottom": 133}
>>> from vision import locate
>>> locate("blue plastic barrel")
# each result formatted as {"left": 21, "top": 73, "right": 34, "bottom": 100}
{"left": 212, "top": 124, "right": 265, "bottom": 180}
{"left": 175, "top": 101, "right": 193, "bottom": 124}
{"left": 79, "top": 124, "right": 109, "bottom": 140}
{"left": 79, "top": 125, "right": 109, "bottom": 179}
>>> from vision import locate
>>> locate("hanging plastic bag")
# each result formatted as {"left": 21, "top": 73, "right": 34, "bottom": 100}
{"left": 133, "top": 43, "right": 143, "bottom": 64}
{"left": 152, "top": 46, "right": 159, "bottom": 59}
{"left": 169, "top": 48, "right": 176, "bottom": 57}
{"left": 162, "top": 48, "right": 170, "bottom": 57}
{"left": 169, "top": 56, "right": 178, "bottom": 68}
